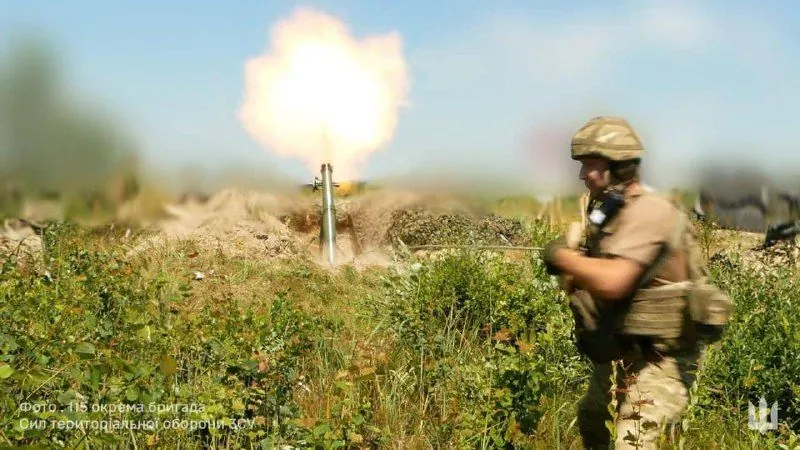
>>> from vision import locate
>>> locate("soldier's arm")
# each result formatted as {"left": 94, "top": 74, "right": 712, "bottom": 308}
{"left": 555, "top": 195, "right": 677, "bottom": 302}
{"left": 552, "top": 249, "right": 644, "bottom": 301}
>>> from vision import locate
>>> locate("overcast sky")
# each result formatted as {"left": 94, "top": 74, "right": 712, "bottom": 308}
{"left": 3, "top": 0, "right": 799, "bottom": 196}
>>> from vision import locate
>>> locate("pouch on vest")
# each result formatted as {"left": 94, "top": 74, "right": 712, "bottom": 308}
{"left": 687, "top": 283, "right": 730, "bottom": 343}
{"left": 615, "top": 281, "right": 692, "bottom": 354}
{"left": 621, "top": 207, "right": 733, "bottom": 348}
{"left": 680, "top": 215, "right": 733, "bottom": 344}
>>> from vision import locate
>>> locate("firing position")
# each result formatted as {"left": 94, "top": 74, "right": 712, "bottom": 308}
{"left": 540, "top": 116, "right": 730, "bottom": 449}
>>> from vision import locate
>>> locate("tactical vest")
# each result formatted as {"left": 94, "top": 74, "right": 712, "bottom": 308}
{"left": 569, "top": 191, "right": 733, "bottom": 363}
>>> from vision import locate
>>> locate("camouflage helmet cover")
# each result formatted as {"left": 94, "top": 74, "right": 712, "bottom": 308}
{"left": 570, "top": 116, "right": 643, "bottom": 161}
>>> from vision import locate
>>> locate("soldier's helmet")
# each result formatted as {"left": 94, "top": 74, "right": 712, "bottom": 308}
{"left": 570, "top": 116, "right": 643, "bottom": 162}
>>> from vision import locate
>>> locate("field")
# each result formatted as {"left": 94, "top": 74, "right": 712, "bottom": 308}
{"left": 1, "top": 187, "right": 800, "bottom": 449}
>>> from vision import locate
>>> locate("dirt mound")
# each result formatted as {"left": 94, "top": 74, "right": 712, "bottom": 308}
{"left": 0, "top": 219, "right": 45, "bottom": 269}
{"left": 745, "top": 239, "right": 800, "bottom": 272}
{"left": 19, "top": 199, "right": 63, "bottom": 223}
{"left": 129, "top": 188, "right": 308, "bottom": 260}
{"left": 127, "top": 187, "right": 529, "bottom": 268}
{"left": 275, "top": 190, "right": 424, "bottom": 266}
{"left": 343, "top": 190, "right": 431, "bottom": 249}
{"left": 711, "top": 236, "right": 800, "bottom": 276}
{"left": 279, "top": 189, "right": 528, "bottom": 252}
{"left": 270, "top": 189, "right": 527, "bottom": 267}
{"left": 385, "top": 209, "right": 528, "bottom": 247}
{"left": 324, "top": 189, "right": 525, "bottom": 248}
{"left": 369, "top": 191, "right": 529, "bottom": 248}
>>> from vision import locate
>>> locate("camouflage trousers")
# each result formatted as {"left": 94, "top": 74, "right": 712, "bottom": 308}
{"left": 577, "top": 345, "right": 705, "bottom": 449}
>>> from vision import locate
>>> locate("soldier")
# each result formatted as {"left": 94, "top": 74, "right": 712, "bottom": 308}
{"left": 540, "top": 116, "right": 708, "bottom": 449}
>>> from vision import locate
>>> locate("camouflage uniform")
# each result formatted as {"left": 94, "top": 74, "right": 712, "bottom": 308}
{"left": 565, "top": 117, "right": 711, "bottom": 449}
{"left": 577, "top": 345, "right": 705, "bottom": 449}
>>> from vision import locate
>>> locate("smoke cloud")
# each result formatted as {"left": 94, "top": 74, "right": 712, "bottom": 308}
{"left": 239, "top": 7, "right": 411, "bottom": 181}
{"left": 522, "top": 123, "right": 577, "bottom": 199}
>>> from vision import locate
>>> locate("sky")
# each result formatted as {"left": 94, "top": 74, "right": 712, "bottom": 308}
{"left": 2, "top": 0, "right": 799, "bottom": 196}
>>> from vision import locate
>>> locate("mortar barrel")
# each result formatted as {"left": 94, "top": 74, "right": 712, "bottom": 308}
{"left": 321, "top": 163, "right": 336, "bottom": 264}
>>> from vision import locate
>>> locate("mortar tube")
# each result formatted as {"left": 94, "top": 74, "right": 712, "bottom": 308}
{"left": 320, "top": 163, "right": 336, "bottom": 264}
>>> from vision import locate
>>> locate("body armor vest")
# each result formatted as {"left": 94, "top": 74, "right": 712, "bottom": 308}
{"left": 568, "top": 190, "right": 733, "bottom": 362}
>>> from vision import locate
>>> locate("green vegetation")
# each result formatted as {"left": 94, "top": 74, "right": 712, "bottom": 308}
{"left": 1, "top": 216, "right": 799, "bottom": 449}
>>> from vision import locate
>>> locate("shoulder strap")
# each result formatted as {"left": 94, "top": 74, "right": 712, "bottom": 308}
{"left": 634, "top": 206, "right": 687, "bottom": 290}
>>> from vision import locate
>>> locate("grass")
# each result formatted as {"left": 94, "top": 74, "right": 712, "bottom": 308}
{"left": 1, "top": 198, "right": 800, "bottom": 449}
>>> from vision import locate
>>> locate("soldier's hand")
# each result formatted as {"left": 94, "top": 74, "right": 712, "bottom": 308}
{"left": 541, "top": 237, "right": 569, "bottom": 275}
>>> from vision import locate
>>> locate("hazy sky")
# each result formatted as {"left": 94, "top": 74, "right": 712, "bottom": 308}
{"left": 2, "top": 0, "right": 799, "bottom": 195}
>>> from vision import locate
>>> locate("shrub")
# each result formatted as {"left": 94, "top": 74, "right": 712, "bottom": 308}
{"left": 372, "top": 248, "right": 587, "bottom": 447}
{"left": 0, "top": 221, "right": 337, "bottom": 448}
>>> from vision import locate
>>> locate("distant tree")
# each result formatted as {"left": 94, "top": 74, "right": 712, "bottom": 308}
{"left": 0, "top": 36, "right": 139, "bottom": 207}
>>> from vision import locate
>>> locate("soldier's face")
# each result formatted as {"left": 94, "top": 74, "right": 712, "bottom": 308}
{"left": 579, "top": 158, "right": 609, "bottom": 194}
